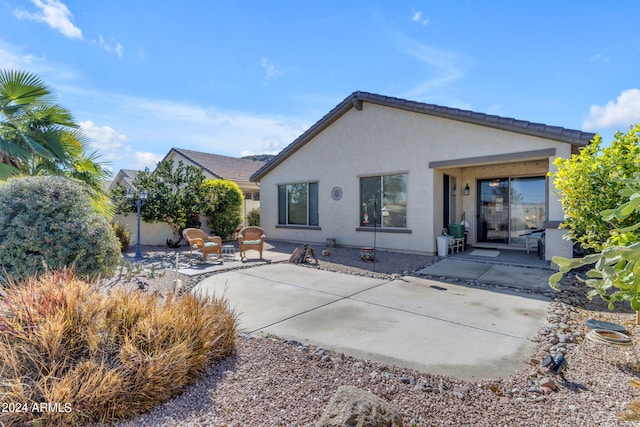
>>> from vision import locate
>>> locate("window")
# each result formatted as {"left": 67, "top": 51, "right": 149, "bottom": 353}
{"left": 278, "top": 182, "right": 319, "bottom": 226}
{"left": 252, "top": 192, "right": 260, "bottom": 201}
{"left": 360, "top": 173, "right": 407, "bottom": 228}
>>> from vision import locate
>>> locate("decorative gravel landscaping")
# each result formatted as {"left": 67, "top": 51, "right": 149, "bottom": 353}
{"left": 91, "top": 245, "right": 640, "bottom": 426}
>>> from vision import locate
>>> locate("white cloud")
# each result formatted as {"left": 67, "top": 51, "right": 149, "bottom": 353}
{"left": 92, "top": 35, "right": 124, "bottom": 58}
{"left": 14, "top": 0, "right": 82, "bottom": 39}
{"left": 0, "top": 40, "right": 306, "bottom": 172}
{"left": 63, "top": 90, "right": 307, "bottom": 171}
{"left": 80, "top": 120, "right": 130, "bottom": 163}
{"left": 411, "top": 10, "right": 429, "bottom": 26}
{"left": 399, "top": 38, "right": 469, "bottom": 100}
{"left": 261, "top": 58, "right": 283, "bottom": 80}
{"left": 0, "top": 41, "right": 42, "bottom": 69}
{"left": 131, "top": 152, "right": 164, "bottom": 171}
{"left": 590, "top": 53, "right": 610, "bottom": 63}
{"left": 583, "top": 89, "right": 640, "bottom": 131}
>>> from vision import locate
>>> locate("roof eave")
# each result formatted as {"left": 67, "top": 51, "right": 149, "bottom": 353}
{"left": 251, "top": 91, "right": 596, "bottom": 182}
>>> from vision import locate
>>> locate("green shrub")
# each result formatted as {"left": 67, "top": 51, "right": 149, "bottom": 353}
{"left": 202, "top": 179, "right": 243, "bottom": 240}
{"left": 551, "top": 126, "right": 640, "bottom": 252}
{"left": 112, "top": 222, "right": 131, "bottom": 251}
{"left": 550, "top": 172, "right": 640, "bottom": 313}
{"left": 247, "top": 207, "right": 260, "bottom": 226}
{"left": 0, "top": 176, "right": 122, "bottom": 281}
{"left": 0, "top": 270, "right": 237, "bottom": 426}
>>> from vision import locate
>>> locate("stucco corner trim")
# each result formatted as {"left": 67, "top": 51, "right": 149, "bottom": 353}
{"left": 355, "top": 227, "right": 412, "bottom": 234}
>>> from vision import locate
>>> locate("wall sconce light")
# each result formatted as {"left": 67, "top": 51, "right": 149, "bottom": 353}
{"left": 463, "top": 184, "right": 470, "bottom": 196}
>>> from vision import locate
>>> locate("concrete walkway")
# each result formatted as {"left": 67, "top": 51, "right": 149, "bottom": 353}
{"left": 415, "top": 258, "right": 554, "bottom": 293}
{"left": 193, "top": 263, "right": 550, "bottom": 380}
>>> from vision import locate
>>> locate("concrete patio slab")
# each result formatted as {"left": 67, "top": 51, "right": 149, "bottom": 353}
{"left": 263, "top": 296, "right": 542, "bottom": 380}
{"left": 193, "top": 264, "right": 387, "bottom": 331}
{"left": 177, "top": 247, "right": 293, "bottom": 277}
{"left": 415, "top": 259, "right": 493, "bottom": 279}
{"left": 477, "top": 264, "right": 553, "bottom": 292}
{"left": 193, "top": 263, "right": 550, "bottom": 380}
{"left": 351, "top": 277, "right": 549, "bottom": 338}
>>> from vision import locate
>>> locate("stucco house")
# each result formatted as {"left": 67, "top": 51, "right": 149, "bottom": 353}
{"left": 162, "top": 147, "right": 265, "bottom": 223}
{"left": 251, "top": 91, "right": 595, "bottom": 261}
{"left": 110, "top": 148, "right": 266, "bottom": 245}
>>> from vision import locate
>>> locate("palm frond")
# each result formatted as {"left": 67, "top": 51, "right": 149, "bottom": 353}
{"left": 0, "top": 69, "right": 52, "bottom": 108}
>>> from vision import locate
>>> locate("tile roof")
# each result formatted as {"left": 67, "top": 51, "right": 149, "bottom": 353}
{"left": 107, "top": 169, "right": 139, "bottom": 192}
{"left": 251, "top": 91, "right": 596, "bottom": 182}
{"left": 165, "top": 148, "right": 266, "bottom": 183}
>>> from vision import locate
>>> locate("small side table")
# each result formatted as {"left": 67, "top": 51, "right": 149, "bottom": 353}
{"left": 448, "top": 237, "right": 465, "bottom": 254}
{"left": 222, "top": 244, "right": 236, "bottom": 261}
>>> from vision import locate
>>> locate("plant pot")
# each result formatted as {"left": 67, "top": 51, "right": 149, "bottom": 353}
{"left": 360, "top": 247, "right": 374, "bottom": 261}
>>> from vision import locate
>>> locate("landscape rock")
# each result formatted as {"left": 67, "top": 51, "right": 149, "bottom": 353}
{"left": 316, "top": 385, "right": 404, "bottom": 427}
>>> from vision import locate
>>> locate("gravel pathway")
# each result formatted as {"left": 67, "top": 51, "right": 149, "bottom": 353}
{"left": 92, "top": 245, "right": 640, "bottom": 426}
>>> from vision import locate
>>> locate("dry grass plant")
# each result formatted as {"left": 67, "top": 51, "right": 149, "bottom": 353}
{"left": 0, "top": 269, "right": 237, "bottom": 426}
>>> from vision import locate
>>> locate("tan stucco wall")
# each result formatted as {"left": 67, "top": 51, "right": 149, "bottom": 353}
{"left": 258, "top": 103, "right": 575, "bottom": 256}
{"left": 112, "top": 213, "right": 229, "bottom": 247}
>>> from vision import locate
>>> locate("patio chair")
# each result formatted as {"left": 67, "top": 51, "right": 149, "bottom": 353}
{"left": 237, "top": 226, "right": 266, "bottom": 261}
{"left": 182, "top": 228, "right": 222, "bottom": 261}
{"left": 521, "top": 229, "right": 545, "bottom": 254}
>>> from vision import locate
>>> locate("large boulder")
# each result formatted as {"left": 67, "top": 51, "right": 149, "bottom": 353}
{"left": 317, "top": 385, "right": 404, "bottom": 427}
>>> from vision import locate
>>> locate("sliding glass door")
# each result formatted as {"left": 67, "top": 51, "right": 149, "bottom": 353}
{"left": 477, "top": 176, "right": 546, "bottom": 247}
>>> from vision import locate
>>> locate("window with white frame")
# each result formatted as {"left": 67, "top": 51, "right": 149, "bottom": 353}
{"left": 278, "top": 182, "right": 319, "bottom": 226}
{"left": 360, "top": 173, "right": 407, "bottom": 228}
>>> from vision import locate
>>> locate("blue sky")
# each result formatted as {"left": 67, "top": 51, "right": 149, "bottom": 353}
{"left": 2, "top": 1, "right": 639, "bottom": 175}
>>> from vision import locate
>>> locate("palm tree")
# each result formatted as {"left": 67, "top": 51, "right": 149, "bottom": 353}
{"left": 0, "top": 69, "right": 113, "bottom": 216}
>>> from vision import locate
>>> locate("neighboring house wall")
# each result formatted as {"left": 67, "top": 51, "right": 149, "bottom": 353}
{"left": 109, "top": 149, "right": 265, "bottom": 245}
{"left": 112, "top": 213, "right": 176, "bottom": 247}
{"left": 112, "top": 213, "right": 219, "bottom": 247}
{"left": 256, "top": 99, "right": 586, "bottom": 260}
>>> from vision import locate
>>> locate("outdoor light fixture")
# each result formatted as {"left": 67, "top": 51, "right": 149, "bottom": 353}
{"left": 452, "top": 185, "right": 456, "bottom": 196}
{"left": 463, "top": 184, "right": 470, "bottom": 196}
{"left": 127, "top": 188, "right": 148, "bottom": 259}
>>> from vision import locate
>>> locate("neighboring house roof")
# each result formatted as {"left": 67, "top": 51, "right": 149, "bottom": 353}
{"left": 107, "top": 169, "right": 139, "bottom": 192}
{"left": 164, "top": 147, "right": 266, "bottom": 184}
{"left": 251, "top": 91, "right": 596, "bottom": 182}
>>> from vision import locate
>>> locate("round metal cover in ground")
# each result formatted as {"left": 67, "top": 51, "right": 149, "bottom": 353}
{"left": 585, "top": 319, "right": 626, "bottom": 333}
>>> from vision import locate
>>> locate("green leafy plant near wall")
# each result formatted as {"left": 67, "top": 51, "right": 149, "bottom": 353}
{"left": 551, "top": 126, "right": 640, "bottom": 252}
{"left": 550, "top": 172, "right": 640, "bottom": 323}
{"left": 247, "top": 207, "right": 260, "bottom": 226}
{"left": 202, "top": 179, "right": 243, "bottom": 240}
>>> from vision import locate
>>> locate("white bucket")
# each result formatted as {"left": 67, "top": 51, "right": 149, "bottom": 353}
{"left": 436, "top": 236, "right": 449, "bottom": 257}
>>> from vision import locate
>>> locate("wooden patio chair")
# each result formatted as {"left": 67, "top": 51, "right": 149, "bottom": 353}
{"left": 182, "top": 228, "right": 222, "bottom": 261}
{"left": 237, "top": 226, "right": 266, "bottom": 261}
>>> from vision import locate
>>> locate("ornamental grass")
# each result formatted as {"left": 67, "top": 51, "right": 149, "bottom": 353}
{"left": 0, "top": 270, "right": 237, "bottom": 426}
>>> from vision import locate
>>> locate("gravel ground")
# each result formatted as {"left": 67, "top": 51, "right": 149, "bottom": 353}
{"left": 93, "top": 244, "right": 640, "bottom": 427}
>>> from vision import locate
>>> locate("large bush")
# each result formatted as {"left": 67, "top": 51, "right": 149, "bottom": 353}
{"left": 0, "top": 176, "right": 121, "bottom": 281}
{"left": 0, "top": 270, "right": 237, "bottom": 426}
{"left": 552, "top": 126, "right": 640, "bottom": 252}
{"left": 202, "top": 179, "right": 244, "bottom": 240}
{"left": 110, "top": 160, "right": 205, "bottom": 247}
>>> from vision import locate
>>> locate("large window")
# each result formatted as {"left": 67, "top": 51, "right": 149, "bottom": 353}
{"left": 278, "top": 182, "right": 319, "bottom": 226}
{"left": 360, "top": 173, "right": 407, "bottom": 228}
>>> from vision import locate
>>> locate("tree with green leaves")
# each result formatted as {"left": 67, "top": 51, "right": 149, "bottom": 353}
{"left": 550, "top": 172, "right": 640, "bottom": 323}
{"left": 201, "top": 179, "right": 243, "bottom": 240}
{"left": 552, "top": 126, "right": 640, "bottom": 253}
{"left": 0, "top": 69, "right": 112, "bottom": 216}
{"left": 112, "top": 160, "right": 206, "bottom": 247}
